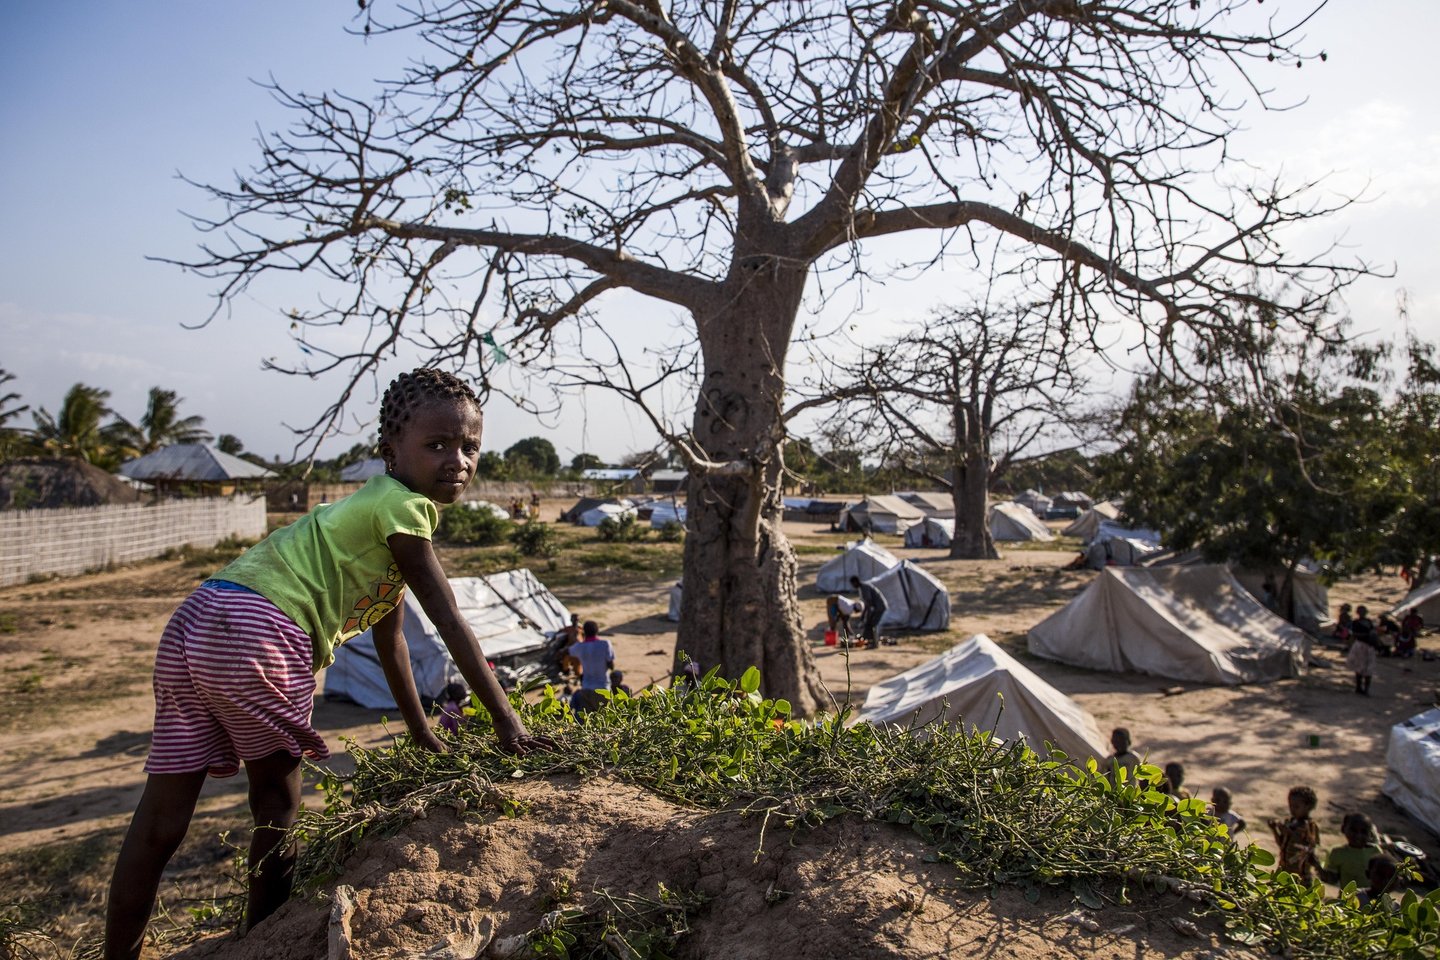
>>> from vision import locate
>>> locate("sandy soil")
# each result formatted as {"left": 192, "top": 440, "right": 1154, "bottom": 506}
{"left": 1, "top": 503, "right": 1436, "bottom": 956}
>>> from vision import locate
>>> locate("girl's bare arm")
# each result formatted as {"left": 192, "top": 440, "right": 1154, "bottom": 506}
{"left": 387, "top": 532, "right": 544, "bottom": 752}
{"left": 370, "top": 605, "right": 444, "bottom": 752}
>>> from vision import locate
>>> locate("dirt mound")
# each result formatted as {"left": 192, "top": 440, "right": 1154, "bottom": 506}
{"left": 178, "top": 777, "right": 1232, "bottom": 960}
{"left": 0, "top": 456, "right": 142, "bottom": 509}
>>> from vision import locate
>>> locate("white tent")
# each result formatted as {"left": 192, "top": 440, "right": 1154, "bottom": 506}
{"left": 839, "top": 494, "right": 926, "bottom": 535}
{"left": 815, "top": 540, "right": 900, "bottom": 592}
{"left": 324, "top": 570, "right": 571, "bottom": 707}
{"left": 459, "top": 499, "right": 511, "bottom": 520}
{"left": 855, "top": 635, "right": 1107, "bottom": 762}
{"left": 1392, "top": 578, "right": 1440, "bottom": 624}
{"left": 648, "top": 500, "right": 687, "bottom": 528}
{"left": 1014, "top": 489, "right": 1053, "bottom": 516}
{"left": 1082, "top": 521, "right": 1164, "bottom": 568}
{"left": 1062, "top": 501, "right": 1122, "bottom": 541}
{"left": 898, "top": 491, "right": 955, "bottom": 518}
{"left": 1232, "top": 562, "right": 1332, "bottom": 635}
{"left": 903, "top": 517, "right": 955, "bottom": 548}
{"left": 868, "top": 560, "right": 952, "bottom": 631}
{"left": 1382, "top": 707, "right": 1440, "bottom": 837}
{"left": 579, "top": 502, "right": 638, "bottom": 527}
{"left": 1027, "top": 565, "right": 1309, "bottom": 685}
{"left": 667, "top": 581, "right": 683, "bottom": 622}
{"left": 988, "top": 502, "right": 1055, "bottom": 542}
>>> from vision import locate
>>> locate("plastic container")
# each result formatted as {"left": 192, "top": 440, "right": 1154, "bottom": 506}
{"left": 824, "top": 630, "right": 838, "bottom": 646}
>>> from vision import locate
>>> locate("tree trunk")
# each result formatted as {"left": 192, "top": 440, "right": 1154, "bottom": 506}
{"left": 949, "top": 441, "right": 999, "bottom": 560}
{"left": 674, "top": 257, "right": 828, "bottom": 717}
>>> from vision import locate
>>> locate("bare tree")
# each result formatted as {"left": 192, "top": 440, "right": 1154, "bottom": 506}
{"left": 827, "top": 303, "right": 1089, "bottom": 559}
{"left": 177, "top": 1, "right": 1370, "bottom": 715}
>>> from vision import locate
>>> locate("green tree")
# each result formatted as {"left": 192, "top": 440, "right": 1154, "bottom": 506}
{"left": 1385, "top": 336, "right": 1440, "bottom": 577}
{"left": 570, "top": 452, "right": 604, "bottom": 472}
{"left": 32, "top": 384, "right": 119, "bottom": 466}
{"left": 474, "top": 450, "right": 508, "bottom": 480}
{"left": 1099, "top": 341, "right": 1400, "bottom": 589}
{"left": 504, "top": 437, "right": 560, "bottom": 476}
{"left": 110, "top": 387, "right": 212, "bottom": 454}
{"left": 215, "top": 433, "right": 246, "bottom": 455}
{"left": 179, "top": 2, "right": 1368, "bottom": 713}
{"left": 0, "top": 370, "right": 32, "bottom": 460}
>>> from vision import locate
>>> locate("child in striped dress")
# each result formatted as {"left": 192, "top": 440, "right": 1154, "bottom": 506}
{"left": 105, "top": 370, "right": 548, "bottom": 959}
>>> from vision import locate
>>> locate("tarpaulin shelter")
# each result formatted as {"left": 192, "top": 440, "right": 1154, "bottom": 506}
{"left": 1382, "top": 707, "right": 1440, "bottom": 837}
{"left": 903, "top": 517, "right": 955, "bottom": 548}
{"left": 324, "top": 569, "right": 571, "bottom": 707}
{"left": 838, "top": 495, "right": 926, "bottom": 535}
{"left": 898, "top": 491, "right": 956, "bottom": 518}
{"left": 855, "top": 635, "right": 1107, "bottom": 762}
{"left": 1062, "top": 501, "right": 1122, "bottom": 541}
{"left": 815, "top": 540, "right": 899, "bottom": 592}
{"left": 867, "top": 560, "right": 951, "bottom": 631}
{"left": 988, "top": 502, "right": 1054, "bottom": 542}
{"left": 1027, "top": 565, "right": 1309, "bottom": 685}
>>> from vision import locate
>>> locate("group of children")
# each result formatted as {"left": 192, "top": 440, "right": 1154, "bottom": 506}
{"left": 1269, "top": 786, "right": 1402, "bottom": 907}
{"left": 1335, "top": 602, "right": 1427, "bottom": 696}
{"left": 1106, "top": 729, "right": 1403, "bottom": 908}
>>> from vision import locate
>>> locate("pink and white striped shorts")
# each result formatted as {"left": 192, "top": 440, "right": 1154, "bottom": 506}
{"left": 145, "top": 582, "right": 330, "bottom": 777}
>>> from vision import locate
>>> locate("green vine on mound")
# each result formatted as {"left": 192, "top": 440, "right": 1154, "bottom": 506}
{"left": 290, "top": 669, "right": 1440, "bottom": 960}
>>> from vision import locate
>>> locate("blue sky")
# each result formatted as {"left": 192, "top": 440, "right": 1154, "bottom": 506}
{"left": 2, "top": 2, "right": 1437, "bottom": 463}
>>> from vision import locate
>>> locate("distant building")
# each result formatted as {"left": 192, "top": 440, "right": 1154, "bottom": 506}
{"left": 119, "top": 443, "right": 273, "bottom": 497}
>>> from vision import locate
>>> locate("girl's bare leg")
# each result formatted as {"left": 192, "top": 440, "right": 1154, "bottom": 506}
{"left": 242, "top": 750, "right": 302, "bottom": 931}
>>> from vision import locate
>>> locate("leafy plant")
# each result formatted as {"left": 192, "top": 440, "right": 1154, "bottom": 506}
{"left": 595, "top": 513, "right": 645, "bottom": 543}
{"left": 511, "top": 521, "right": 562, "bottom": 558}
{"left": 655, "top": 521, "right": 684, "bottom": 544}
{"left": 437, "top": 503, "right": 513, "bottom": 546}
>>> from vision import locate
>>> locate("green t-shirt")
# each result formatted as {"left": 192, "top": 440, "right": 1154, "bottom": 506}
{"left": 1324, "top": 843, "right": 1382, "bottom": 890}
{"left": 215, "top": 475, "right": 438, "bottom": 670}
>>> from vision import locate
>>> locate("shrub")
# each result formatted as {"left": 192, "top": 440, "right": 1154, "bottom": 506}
{"left": 656, "top": 521, "right": 685, "bottom": 543}
{"left": 437, "top": 503, "right": 513, "bottom": 546}
{"left": 596, "top": 512, "right": 646, "bottom": 543}
{"left": 510, "top": 521, "right": 561, "bottom": 558}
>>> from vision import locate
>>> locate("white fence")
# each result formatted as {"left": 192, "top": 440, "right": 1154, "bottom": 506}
{"left": 0, "top": 497, "right": 267, "bottom": 587}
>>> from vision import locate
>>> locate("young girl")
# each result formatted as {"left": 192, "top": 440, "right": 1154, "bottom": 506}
{"left": 1268, "top": 785, "right": 1322, "bottom": 882}
{"left": 104, "top": 369, "right": 547, "bottom": 959}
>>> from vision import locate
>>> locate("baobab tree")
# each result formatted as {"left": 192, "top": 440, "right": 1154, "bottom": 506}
{"left": 179, "top": 0, "right": 1368, "bottom": 715}
{"left": 825, "top": 304, "right": 1090, "bottom": 560}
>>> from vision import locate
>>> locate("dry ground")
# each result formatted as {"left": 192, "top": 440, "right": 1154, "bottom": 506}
{"left": 1, "top": 500, "right": 1436, "bottom": 957}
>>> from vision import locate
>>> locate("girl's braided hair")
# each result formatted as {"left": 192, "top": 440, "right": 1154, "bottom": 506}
{"left": 378, "top": 368, "right": 482, "bottom": 448}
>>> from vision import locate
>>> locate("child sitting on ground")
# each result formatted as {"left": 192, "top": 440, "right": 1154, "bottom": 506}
{"left": 1210, "top": 786, "right": 1247, "bottom": 837}
{"left": 1269, "top": 785, "right": 1322, "bottom": 883}
{"left": 1320, "top": 813, "right": 1382, "bottom": 891}
{"left": 1356, "top": 853, "right": 1400, "bottom": 910}
{"left": 103, "top": 369, "right": 550, "bottom": 959}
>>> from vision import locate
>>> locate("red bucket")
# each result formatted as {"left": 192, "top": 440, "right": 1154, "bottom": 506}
{"left": 824, "top": 630, "right": 839, "bottom": 646}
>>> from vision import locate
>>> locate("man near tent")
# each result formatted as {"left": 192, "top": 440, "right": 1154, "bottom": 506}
{"left": 850, "top": 576, "right": 887, "bottom": 648}
{"left": 566, "top": 620, "right": 616, "bottom": 714}
{"left": 825, "top": 593, "right": 863, "bottom": 641}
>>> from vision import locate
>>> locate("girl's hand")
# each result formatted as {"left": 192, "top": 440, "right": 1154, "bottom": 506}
{"left": 411, "top": 727, "right": 448, "bottom": 754}
{"left": 495, "top": 718, "right": 555, "bottom": 755}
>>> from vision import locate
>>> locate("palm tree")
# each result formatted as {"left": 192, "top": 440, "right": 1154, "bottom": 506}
{"left": 0, "top": 369, "right": 32, "bottom": 459}
{"left": 111, "top": 387, "right": 213, "bottom": 454}
{"left": 32, "top": 383, "right": 115, "bottom": 464}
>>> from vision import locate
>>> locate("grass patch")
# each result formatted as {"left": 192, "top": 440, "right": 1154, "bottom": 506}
{"left": 286, "top": 672, "right": 1439, "bottom": 960}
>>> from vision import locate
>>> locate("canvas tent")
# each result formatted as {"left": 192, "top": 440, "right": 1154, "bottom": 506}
{"left": 579, "top": 502, "right": 637, "bottom": 527}
{"left": 561, "top": 496, "right": 634, "bottom": 523}
{"left": 647, "top": 500, "right": 687, "bottom": 527}
{"left": 867, "top": 560, "right": 951, "bottom": 631}
{"left": 855, "top": 635, "right": 1107, "bottom": 762}
{"left": 1014, "top": 489, "right": 1053, "bottom": 516}
{"left": 1392, "top": 578, "right": 1440, "bottom": 625}
{"left": 1027, "top": 565, "right": 1309, "bottom": 685}
{"left": 1232, "top": 562, "right": 1331, "bottom": 635}
{"left": 1382, "top": 707, "right": 1440, "bottom": 838}
{"left": 1082, "top": 521, "right": 1163, "bottom": 568}
{"left": 1062, "top": 501, "right": 1122, "bottom": 541}
{"left": 988, "top": 502, "right": 1054, "bottom": 542}
{"left": 903, "top": 517, "right": 955, "bottom": 548}
{"left": 324, "top": 569, "right": 571, "bottom": 707}
{"left": 898, "top": 491, "right": 955, "bottom": 518}
{"left": 815, "top": 540, "right": 900, "bottom": 592}
{"left": 839, "top": 495, "right": 926, "bottom": 535}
